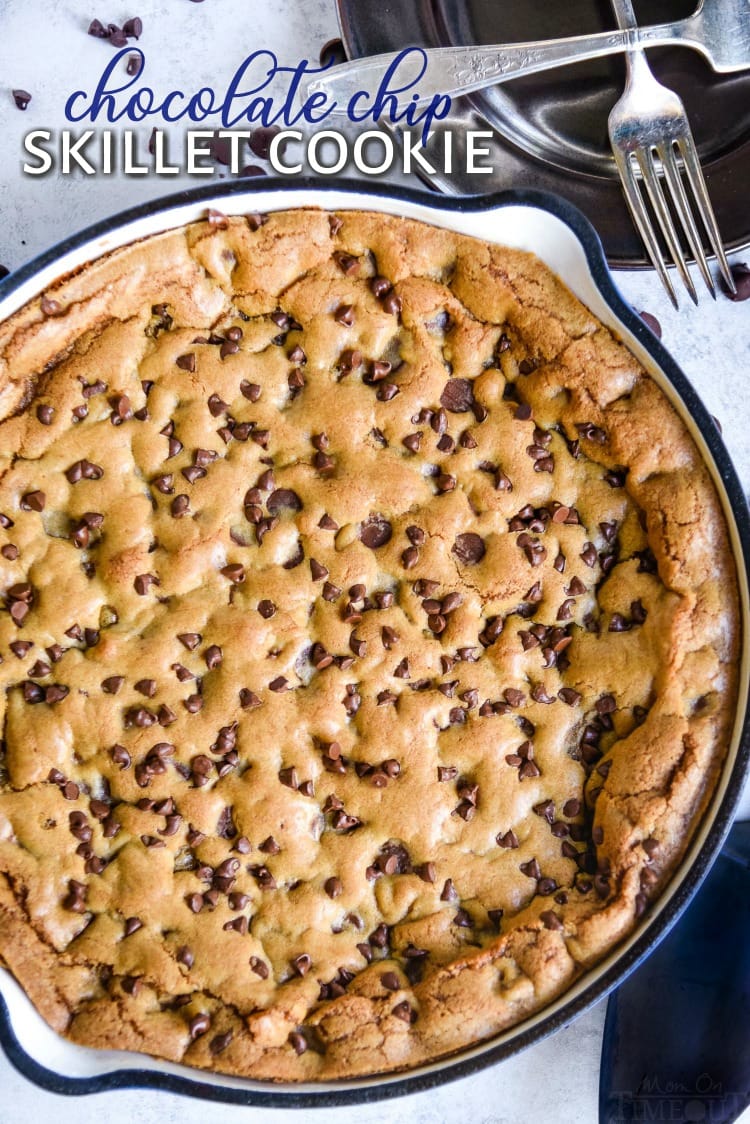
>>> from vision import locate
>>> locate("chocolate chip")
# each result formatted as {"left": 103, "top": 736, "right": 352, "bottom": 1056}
{"left": 380, "top": 970, "right": 400, "bottom": 991}
{"left": 204, "top": 644, "right": 222, "bottom": 669}
{"left": 9, "top": 602, "right": 29, "bottom": 625}
{"left": 334, "top": 303, "right": 355, "bottom": 327}
{"left": 576, "top": 421, "right": 607, "bottom": 446}
{"left": 558, "top": 687, "right": 581, "bottom": 706}
{"left": 391, "top": 1000, "right": 416, "bottom": 1024}
{"left": 247, "top": 125, "right": 279, "bottom": 160}
{"left": 187, "top": 1013, "right": 210, "bottom": 1040}
{"left": 556, "top": 598, "right": 575, "bottom": 622}
{"left": 288, "top": 1031, "right": 307, "bottom": 1055}
{"left": 435, "top": 473, "right": 455, "bottom": 493}
{"left": 43, "top": 684, "right": 69, "bottom": 704}
{"left": 413, "top": 860, "right": 435, "bottom": 883}
{"left": 440, "top": 378, "right": 475, "bottom": 413}
{"left": 580, "top": 543, "right": 598, "bottom": 568}
{"left": 596, "top": 694, "right": 616, "bottom": 715}
{"left": 165, "top": 435, "right": 183, "bottom": 459}
{"left": 322, "top": 875, "right": 343, "bottom": 900}
{"left": 519, "top": 858, "right": 542, "bottom": 881}
{"left": 20, "top": 490, "right": 45, "bottom": 512}
{"left": 382, "top": 292, "right": 402, "bottom": 317}
{"left": 246, "top": 212, "right": 268, "bottom": 232}
{"left": 62, "top": 879, "right": 87, "bottom": 912}
{"left": 119, "top": 17, "right": 146, "bottom": 46}
{"left": 12, "top": 89, "right": 31, "bottom": 111}
{"left": 65, "top": 459, "right": 103, "bottom": 483}
{"left": 604, "top": 469, "right": 627, "bottom": 488}
{"left": 267, "top": 488, "right": 302, "bottom": 515}
{"left": 186, "top": 890, "right": 205, "bottom": 915}
{"left": 631, "top": 598, "right": 648, "bottom": 624}
{"left": 367, "top": 359, "right": 392, "bottom": 385}
{"left": 720, "top": 262, "right": 750, "bottom": 302}
{"left": 400, "top": 544, "right": 421, "bottom": 570}
{"left": 367, "top": 276, "right": 391, "bottom": 301}
{"left": 175, "top": 351, "right": 197, "bottom": 373}
{"left": 531, "top": 800, "right": 554, "bottom": 825}
{"left": 6, "top": 582, "right": 31, "bottom": 604}
{"left": 35, "top": 404, "right": 55, "bottom": 425}
{"left": 333, "top": 251, "right": 359, "bottom": 276}
{"left": 338, "top": 349, "right": 362, "bottom": 375}
{"left": 436, "top": 763, "right": 458, "bottom": 785}
{"left": 174, "top": 946, "right": 195, "bottom": 971}
{"left": 291, "top": 953, "right": 311, "bottom": 977}
{"left": 331, "top": 807, "right": 361, "bottom": 831}
{"left": 452, "top": 532, "right": 485, "bottom": 565}
{"left": 134, "top": 573, "right": 159, "bottom": 595}
{"left": 205, "top": 208, "right": 229, "bottom": 230}
{"left": 360, "top": 516, "right": 392, "bottom": 549}
{"left": 221, "top": 563, "right": 245, "bottom": 583}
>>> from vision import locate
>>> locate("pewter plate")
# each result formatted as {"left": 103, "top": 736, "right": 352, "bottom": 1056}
{"left": 336, "top": 0, "right": 750, "bottom": 266}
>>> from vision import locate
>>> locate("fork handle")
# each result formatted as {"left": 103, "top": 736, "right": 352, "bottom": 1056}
{"left": 610, "top": 0, "right": 652, "bottom": 84}
{"left": 610, "top": 0, "right": 639, "bottom": 33}
{"left": 303, "top": 25, "right": 687, "bottom": 109}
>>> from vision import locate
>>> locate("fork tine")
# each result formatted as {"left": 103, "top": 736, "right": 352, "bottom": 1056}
{"left": 676, "top": 137, "right": 737, "bottom": 296}
{"left": 657, "top": 141, "right": 716, "bottom": 298}
{"left": 635, "top": 146, "right": 698, "bottom": 306}
{"left": 612, "top": 146, "right": 679, "bottom": 309}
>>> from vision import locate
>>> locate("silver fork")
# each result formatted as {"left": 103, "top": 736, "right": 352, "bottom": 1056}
{"left": 608, "top": 0, "right": 735, "bottom": 306}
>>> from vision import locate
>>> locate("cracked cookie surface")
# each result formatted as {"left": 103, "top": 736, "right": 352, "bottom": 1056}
{"left": 0, "top": 208, "right": 740, "bottom": 1080}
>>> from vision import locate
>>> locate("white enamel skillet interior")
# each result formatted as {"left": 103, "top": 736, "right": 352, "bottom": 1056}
{"left": 0, "top": 181, "right": 747, "bottom": 1107}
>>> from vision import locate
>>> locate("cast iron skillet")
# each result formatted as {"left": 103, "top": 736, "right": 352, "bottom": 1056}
{"left": 0, "top": 180, "right": 747, "bottom": 1107}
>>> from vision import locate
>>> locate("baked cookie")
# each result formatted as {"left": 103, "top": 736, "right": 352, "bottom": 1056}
{"left": 0, "top": 208, "right": 739, "bottom": 1080}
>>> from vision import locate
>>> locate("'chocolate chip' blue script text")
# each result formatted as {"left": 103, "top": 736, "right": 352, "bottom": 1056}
{"left": 64, "top": 48, "right": 452, "bottom": 147}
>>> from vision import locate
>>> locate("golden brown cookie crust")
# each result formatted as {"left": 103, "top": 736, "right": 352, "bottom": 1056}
{"left": 0, "top": 209, "right": 739, "bottom": 1081}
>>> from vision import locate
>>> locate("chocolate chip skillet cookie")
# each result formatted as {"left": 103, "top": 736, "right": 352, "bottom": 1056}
{"left": 0, "top": 208, "right": 739, "bottom": 1081}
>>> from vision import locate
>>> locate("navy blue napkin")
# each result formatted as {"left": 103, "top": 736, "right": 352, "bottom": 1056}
{"left": 600, "top": 821, "right": 750, "bottom": 1124}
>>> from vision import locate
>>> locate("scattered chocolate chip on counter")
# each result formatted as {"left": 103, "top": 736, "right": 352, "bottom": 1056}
{"left": 637, "top": 310, "right": 662, "bottom": 338}
{"left": 720, "top": 261, "right": 750, "bottom": 302}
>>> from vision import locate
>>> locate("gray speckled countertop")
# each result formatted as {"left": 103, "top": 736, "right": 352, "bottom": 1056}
{"left": 0, "top": 2, "right": 747, "bottom": 1121}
